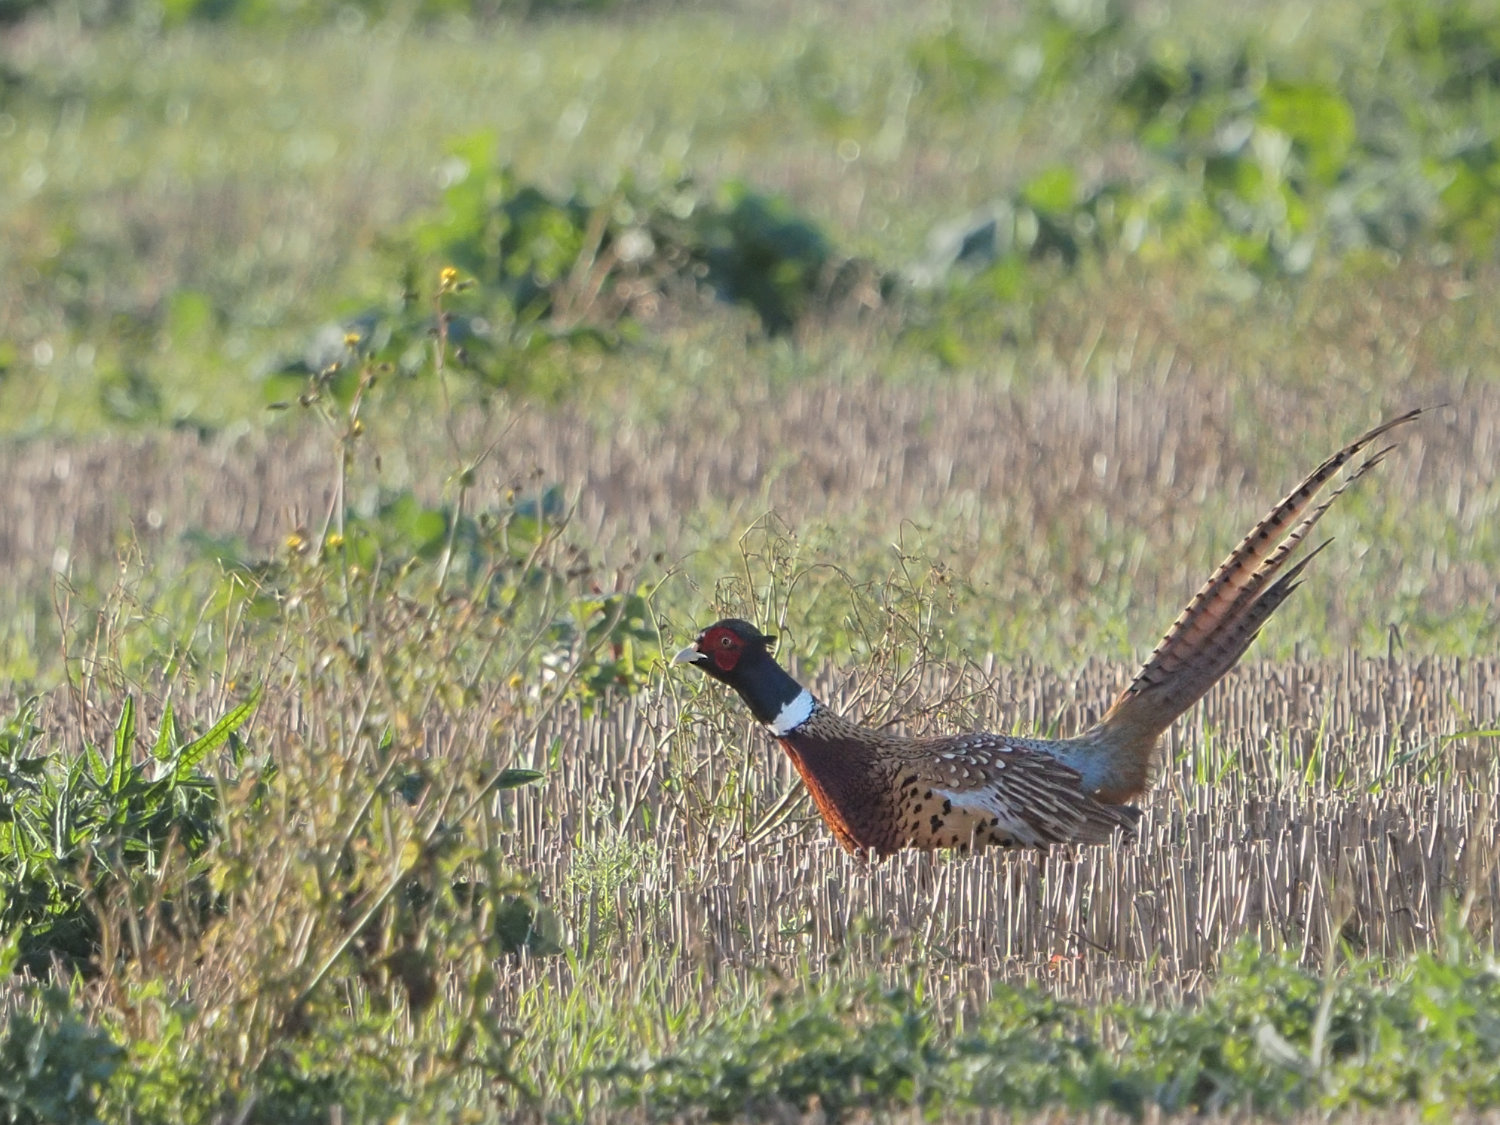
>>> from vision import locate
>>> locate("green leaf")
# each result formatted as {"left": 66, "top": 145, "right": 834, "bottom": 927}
{"left": 152, "top": 701, "right": 176, "bottom": 762}
{"left": 111, "top": 696, "right": 135, "bottom": 797}
{"left": 492, "top": 768, "right": 544, "bottom": 791}
{"left": 84, "top": 744, "right": 108, "bottom": 788}
{"left": 174, "top": 688, "right": 261, "bottom": 780}
{"left": 1259, "top": 82, "right": 1355, "bottom": 187}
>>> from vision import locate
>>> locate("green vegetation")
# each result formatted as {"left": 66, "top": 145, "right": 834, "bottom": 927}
{"left": 0, "top": 0, "right": 1498, "bottom": 1120}
{"left": 603, "top": 942, "right": 1500, "bottom": 1119}
{"left": 0, "top": 693, "right": 255, "bottom": 973}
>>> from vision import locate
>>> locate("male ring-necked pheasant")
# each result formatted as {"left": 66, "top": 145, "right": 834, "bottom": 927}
{"left": 673, "top": 410, "right": 1422, "bottom": 857}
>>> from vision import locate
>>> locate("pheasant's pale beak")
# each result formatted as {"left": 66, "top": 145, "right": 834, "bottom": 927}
{"left": 672, "top": 644, "right": 705, "bottom": 666}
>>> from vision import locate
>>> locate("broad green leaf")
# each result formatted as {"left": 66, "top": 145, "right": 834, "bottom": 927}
{"left": 382, "top": 492, "right": 450, "bottom": 558}
{"left": 111, "top": 696, "right": 135, "bottom": 797}
{"left": 1259, "top": 82, "right": 1355, "bottom": 187}
{"left": 85, "top": 744, "right": 108, "bottom": 789}
{"left": 152, "top": 701, "right": 176, "bottom": 762}
{"left": 174, "top": 688, "right": 261, "bottom": 780}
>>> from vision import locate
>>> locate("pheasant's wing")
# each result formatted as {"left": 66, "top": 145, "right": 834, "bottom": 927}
{"left": 889, "top": 733, "right": 1141, "bottom": 850}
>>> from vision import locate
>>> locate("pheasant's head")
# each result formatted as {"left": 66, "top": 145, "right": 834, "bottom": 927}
{"left": 673, "top": 619, "right": 815, "bottom": 732}
{"left": 671, "top": 618, "right": 778, "bottom": 684}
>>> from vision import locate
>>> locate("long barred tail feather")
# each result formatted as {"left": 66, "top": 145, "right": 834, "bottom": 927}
{"left": 1051, "top": 408, "right": 1426, "bottom": 804}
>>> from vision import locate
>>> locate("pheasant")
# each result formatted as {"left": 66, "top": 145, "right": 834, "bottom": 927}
{"left": 672, "top": 409, "right": 1423, "bottom": 857}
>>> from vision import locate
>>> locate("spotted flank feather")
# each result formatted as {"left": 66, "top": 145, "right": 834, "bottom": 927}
{"left": 890, "top": 733, "right": 1141, "bottom": 850}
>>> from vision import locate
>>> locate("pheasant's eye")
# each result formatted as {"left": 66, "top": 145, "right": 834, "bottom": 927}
{"left": 719, "top": 634, "right": 733, "bottom": 647}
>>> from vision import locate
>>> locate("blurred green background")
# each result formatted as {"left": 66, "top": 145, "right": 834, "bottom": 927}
{"left": 4, "top": 0, "right": 1500, "bottom": 431}
{"left": 3, "top": 0, "right": 1497, "bottom": 668}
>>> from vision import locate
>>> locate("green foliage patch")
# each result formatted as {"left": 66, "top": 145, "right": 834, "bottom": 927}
{"left": 603, "top": 941, "right": 1500, "bottom": 1120}
{"left": 0, "top": 307, "right": 677, "bottom": 1119}
{"left": 0, "top": 986, "right": 122, "bottom": 1125}
{"left": 263, "top": 145, "right": 870, "bottom": 400}
{"left": 0, "top": 694, "right": 256, "bottom": 974}
{"left": 12, "top": 0, "right": 1500, "bottom": 430}
{"left": 907, "top": 0, "right": 1500, "bottom": 300}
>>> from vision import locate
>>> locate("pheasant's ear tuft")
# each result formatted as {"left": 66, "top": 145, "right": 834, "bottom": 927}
{"left": 761, "top": 633, "right": 778, "bottom": 651}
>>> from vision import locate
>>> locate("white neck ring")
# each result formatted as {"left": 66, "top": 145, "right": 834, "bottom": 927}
{"left": 765, "top": 689, "right": 815, "bottom": 736}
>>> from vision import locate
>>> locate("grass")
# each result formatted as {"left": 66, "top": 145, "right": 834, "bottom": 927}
{"left": 1, "top": 0, "right": 1499, "bottom": 1120}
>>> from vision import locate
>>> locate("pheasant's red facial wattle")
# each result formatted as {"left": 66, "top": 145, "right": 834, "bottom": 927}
{"left": 702, "top": 626, "right": 745, "bottom": 673}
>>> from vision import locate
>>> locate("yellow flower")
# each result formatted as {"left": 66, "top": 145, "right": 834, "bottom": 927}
{"left": 326, "top": 532, "right": 345, "bottom": 549}
{"left": 439, "top": 266, "right": 460, "bottom": 291}
{"left": 284, "top": 532, "right": 305, "bottom": 551}
{"left": 343, "top": 331, "right": 361, "bottom": 349}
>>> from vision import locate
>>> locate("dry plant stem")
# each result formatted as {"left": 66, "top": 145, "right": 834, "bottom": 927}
{"left": 325, "top": 675, "right": 398, "bottom": 880}
{"left": 288, "top": 770, "right": 465, "bottom": 1019}
{"left": 462, "top": 515, "right": 576, "bottom": 697}
{"left": 433, "top": 282, "right": 464, "bottom": 465}
{"left": 51, "top": 575, "right": 88, "bottom": 739}
{"left": 432, "top": 291, "right": 465, "bottom": 600}
{"left": 554, "top": 200, "right": 617, "bottom": 330}
{"left": 311, "top": 392, "right": 350, "bottom": 556}
{"left": 1454, "top": 793, "right": 1497, "bottom": 937}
